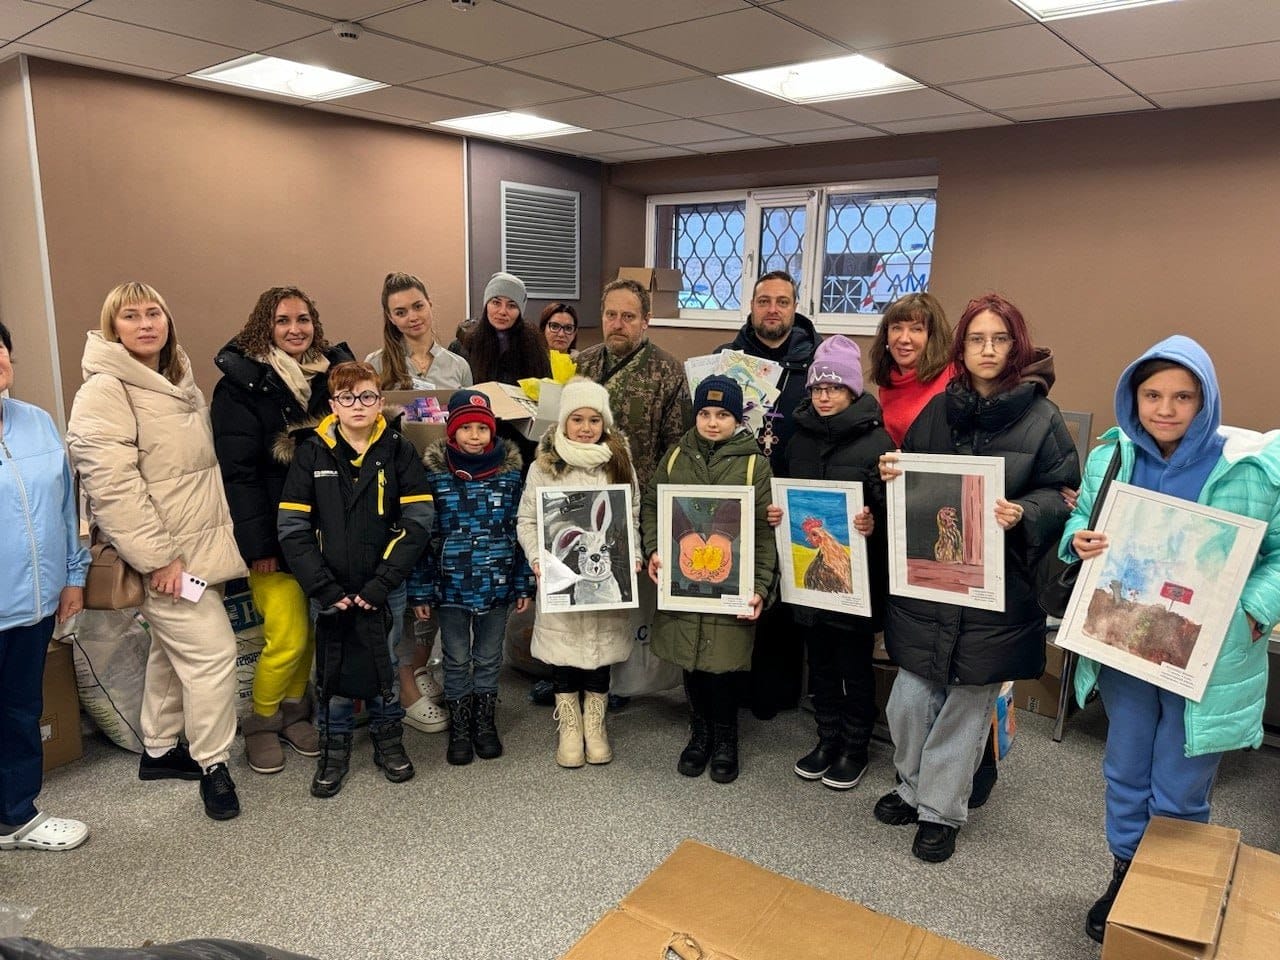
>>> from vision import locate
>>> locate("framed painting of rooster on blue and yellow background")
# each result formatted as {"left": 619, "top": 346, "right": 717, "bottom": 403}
{"left": 888, "top": 454, "right": 1006, "bottom": 612}
{"left": 771, "top": 478, "right": 872, "bottom": 616}
{"left": 657, "top": 485, "right": 755, "bottom": 615}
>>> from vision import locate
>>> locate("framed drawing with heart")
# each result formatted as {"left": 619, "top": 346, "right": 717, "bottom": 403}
{"left": 656, "top": 484, "right": 755, "bottom": 614}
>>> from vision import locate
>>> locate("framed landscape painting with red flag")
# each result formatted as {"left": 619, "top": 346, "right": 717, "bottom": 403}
{"left": 1055, "top": 481, "right": 1266, "bottom": 702}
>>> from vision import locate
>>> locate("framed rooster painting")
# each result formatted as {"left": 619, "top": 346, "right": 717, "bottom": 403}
{"left": 656, "top": 485, "right": 755, "bottom": 615}
{"left": 887, "top": 454, "right": 1006, "bottom": 612}
{"left": 771, "top": 478, "right": 872, "bottom": 616}
{"left": 535, "top": 484, "right": 639, "bottom": 613}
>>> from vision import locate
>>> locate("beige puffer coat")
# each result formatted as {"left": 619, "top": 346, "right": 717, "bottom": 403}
{"left": 66, "top": 331, "right": 245, "bottom": 585}
{"left": 516, "top": 430, "right": 641, "bottom": 670}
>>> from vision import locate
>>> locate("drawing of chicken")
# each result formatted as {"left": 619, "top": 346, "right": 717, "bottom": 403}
{"left": 801, "top": 517, "right": 853, "bottom": 594}
{"left": 933, "top": 506, "right": 963, "bottom": 563}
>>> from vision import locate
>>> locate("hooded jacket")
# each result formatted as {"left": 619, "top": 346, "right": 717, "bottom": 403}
{"left": 885, "top": 348, "right": 1080, "bottom": 685}
{"left": 66, "top": 332, "right": 244, "bottom": 585}
{"left": 1062, "top": 336, "right": 1280, "bottom": 756}
{"left": 717, "top": 312, "right": 821, "bottom": 476}
{"left": 515, "top": 428, "right": 641, "bottom": 669}
{"left": 1, "top": 398, "right": 90, "bottom": 631}
{"left": 640, "top": 426, "right": 779, "bottom": 673}
{"left": 210, "top": 338, "right": 354, "bottom": 568}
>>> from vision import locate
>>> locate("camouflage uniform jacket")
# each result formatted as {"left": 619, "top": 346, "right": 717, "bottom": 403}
{"left": 576, "top": 338, "right": 692, "bottom": 488}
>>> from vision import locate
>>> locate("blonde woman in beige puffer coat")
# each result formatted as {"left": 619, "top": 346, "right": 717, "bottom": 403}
{"left": 66, "top": 282, "right": 246, "bottom": 822}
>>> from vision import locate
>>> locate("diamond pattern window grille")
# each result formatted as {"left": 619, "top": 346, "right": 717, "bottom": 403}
{"left": 501, "top": 181, "right": 579, "bottom": 299}
{"left": 759, "top": 204, "right": 807, "bottom": 293}
{"left": 655, "top": 200, "right": 745, "bottom": 310}
{"left": 822, "top": 190, "right": 935, "bottom": 314}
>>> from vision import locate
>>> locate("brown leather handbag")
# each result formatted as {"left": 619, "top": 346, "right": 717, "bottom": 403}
{"left": 84, "top": 527, "right": 146, "bottom": 610}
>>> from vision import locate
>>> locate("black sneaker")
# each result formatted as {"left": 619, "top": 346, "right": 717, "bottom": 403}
{"left": 1085, "top": 857, "right": 1131, "bottom": 943}
{"left": 912, "top": 822, "right": 958, "bottom": 863}
{"left": 820, "top": 749, "right": 869, "bottom": 790}
{"left": 199, "top": 763, "right": 241, "bottom": 821}
{"left": 139, "top": 744, "right": 201, "bottom": 781}
{"left": 793, "top": 739, "right": 841, "bottom": 780}
{"left": 873, "top": 790, "right": 918, "bottom": 825}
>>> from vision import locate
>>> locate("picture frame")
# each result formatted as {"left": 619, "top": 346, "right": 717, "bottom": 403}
{"left": 887, "top": 453, "right": 1007, "bottom": 612}
{"left": 1059, "top": 410, "right": 1094, "bottom": 471}
{"left": 535, "top": 484, "right": 639, "bottom": 613}
{"left": 657, "top": 484, "right": 755, "bottom": 615}
{"left": 771, "top": 478, "right": 872, "bottom": 617}
{"left": 1054, "top": 482, "right": 1266, "bottom": 702}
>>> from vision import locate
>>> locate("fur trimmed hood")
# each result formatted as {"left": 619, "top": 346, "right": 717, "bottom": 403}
{"left": 423, "top": 436, "right": 524, "bottom": 474}
{"left": 271, "top": 416, "right": 325, "bottom": 465}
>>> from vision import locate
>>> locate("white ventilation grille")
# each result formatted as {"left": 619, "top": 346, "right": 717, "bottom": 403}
{"left": 501, "top": 181, "right": 580, "bottom": 300}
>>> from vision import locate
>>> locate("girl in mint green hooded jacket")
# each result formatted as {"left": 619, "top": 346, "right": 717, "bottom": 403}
{"left": 1059, "top": 335, "right": 1280, "bottom": 944}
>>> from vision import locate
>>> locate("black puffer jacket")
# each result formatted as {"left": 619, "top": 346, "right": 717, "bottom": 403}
{"left": 885, "top": 349, "right": 1080, "bottom": 685}
{"left": 210, "top": 340, "right": 355, "bottom": 568}
{"left": 716, "top": 313, "right": 821, "bottom": 477}
{"left": 784, "top": 392, "right": 896, "bottom": 631}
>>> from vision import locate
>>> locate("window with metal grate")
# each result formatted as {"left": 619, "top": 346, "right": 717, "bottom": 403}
{"left": 501, "top": 181, "right": 580, "bottom": 300}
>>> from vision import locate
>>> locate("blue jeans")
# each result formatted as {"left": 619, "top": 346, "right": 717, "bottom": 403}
{"left": 0, "top": 616, "right": 54, "bottom": 831}
{"left": 313, "top": 585, "right": 406, "bottom": 735}
{"left": 436, "top": 604, "right": 511, "bottom": 700}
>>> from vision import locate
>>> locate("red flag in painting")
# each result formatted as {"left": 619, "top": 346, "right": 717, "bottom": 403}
{"left": 1160, "top": 582, "right": 1193, "bottom": 604}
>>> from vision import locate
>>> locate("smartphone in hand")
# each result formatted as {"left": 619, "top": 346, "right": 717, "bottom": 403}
{"left": 180, "top": 572, "right": 208, "bottom": 603}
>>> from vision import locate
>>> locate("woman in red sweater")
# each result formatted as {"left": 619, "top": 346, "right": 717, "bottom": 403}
{"left": 868, "top": 293, "right": 954, "bottom": 447}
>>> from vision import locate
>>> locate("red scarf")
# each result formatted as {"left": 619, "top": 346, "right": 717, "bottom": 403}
{"left": 879, "top": 366, "right": 953, "bottom": 446}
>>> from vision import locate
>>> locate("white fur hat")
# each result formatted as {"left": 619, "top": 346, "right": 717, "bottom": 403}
{"left": 558, "top": 376, "right": 614, "bottom": 432}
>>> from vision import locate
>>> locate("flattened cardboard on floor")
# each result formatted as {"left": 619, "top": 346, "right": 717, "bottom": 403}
{"left": 1103, "top": 816, "right": 1279, "bottom": 960}
{"left": 563, "top": 840, "right": 995, "bottom": 960}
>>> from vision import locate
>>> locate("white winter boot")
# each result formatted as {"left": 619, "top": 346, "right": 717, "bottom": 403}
{"left": 553, "top": 693, "right": 585, "bottom": 768}
{"left": 582, "top": 691, "right": 612, "bottom": 765}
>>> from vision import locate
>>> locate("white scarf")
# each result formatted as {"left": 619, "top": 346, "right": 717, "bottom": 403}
{"left": 265, "top": 346, "right": 330, "bottom": 408}
{"left": 554, "top": 429, "right": 612, "bottom": 469}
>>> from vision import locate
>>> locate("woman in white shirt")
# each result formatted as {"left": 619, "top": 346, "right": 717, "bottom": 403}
{"left": 367, "top": 272, "right": 472, "bottom": 392}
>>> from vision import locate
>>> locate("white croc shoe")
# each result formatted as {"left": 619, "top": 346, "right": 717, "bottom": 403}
{"left": 403, "top": 696, "right": 450, "bottom": 734}
{"left": 413, "top": 667, "right": 445, "bottom": 704}
{"left": 0, "top": 812, "right": 89, "bottom": 851}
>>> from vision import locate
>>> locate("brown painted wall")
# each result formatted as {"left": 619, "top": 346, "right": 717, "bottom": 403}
{"left": 604, "top": 100, "right": 1280, "bottom": 436}
{"left": 28, "top": 59, "right": 466, "bottom": 410}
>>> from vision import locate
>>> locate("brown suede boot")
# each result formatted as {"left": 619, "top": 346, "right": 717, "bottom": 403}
{"left": 279, "top": 696, "right": 320, "bottom": 758}
{"left": 241, "top": 710, "right": 285, "bottom": 774}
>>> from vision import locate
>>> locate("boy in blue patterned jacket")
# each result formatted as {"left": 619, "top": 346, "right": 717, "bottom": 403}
{"left": 409, "top": 389, "right": 534, "bottom": 766}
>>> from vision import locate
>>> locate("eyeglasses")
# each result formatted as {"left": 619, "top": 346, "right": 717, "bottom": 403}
{"left": 810, "top": 384, "right": 847, "bottom": 397}
{"left": 334, "top": 390, "right": 382, "bottom": 407}
{"left": 963, "top": 334, "right": 1014, "bottom": 351}
{"left": 546, "top": 321, "right": 576, "bottom": 335}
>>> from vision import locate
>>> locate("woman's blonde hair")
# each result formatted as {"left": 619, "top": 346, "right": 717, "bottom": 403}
{"left": 99, "top": 281, "right": 185, "bottom": 383}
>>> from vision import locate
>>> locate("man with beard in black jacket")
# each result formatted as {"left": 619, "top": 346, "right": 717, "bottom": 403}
{"left": 716, "top": 271, "right": 821, "bottom": 718}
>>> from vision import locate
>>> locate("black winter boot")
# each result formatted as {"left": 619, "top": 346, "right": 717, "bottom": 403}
{"left": 708, "top": 721, "right": 740, "bottom": 784}
{"left": 446, "top": 696, "right": 475, "bottom": 766}
{"left": 822, "top": 712, "right": 872, "bottom": 790}
{"left": 677, "top": 710, "right": 712, "bottom": 777}
{"left": 472, "top": 692, "right": 503, "bottom": 759}
{"left": 310, "top": 732, "right": 352, "bottom": 798}
{"left": 370, "top": 721, "right": 415, "bottom": 783}
{"left": 1085, "top": 857, "right": 1131, "bottom": 943}
{"left": 794, "top": 701, "right": 843, "bottom": 780}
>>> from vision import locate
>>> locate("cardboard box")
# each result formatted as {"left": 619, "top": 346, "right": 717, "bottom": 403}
{"left": 1103, "top": 816, "right": 1280, "bottom": 960}
{"left": 1014, "top": 638, "right": 1067, "bottom": 719}
{"left": 564, "top": 840, "right": 994, "bottom": 959}
{"left": 385, "top": 382, "right": 554, "bottom": 452}
{"left": 41, "top": 640, "right": 83, "bottom": 772}
{"left": 616, "top": 266, "right": 683, "bottom": 318}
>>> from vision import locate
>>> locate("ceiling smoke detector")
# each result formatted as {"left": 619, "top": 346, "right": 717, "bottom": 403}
{"left": 331, "top": 21, "right": 363, "bottom": 42}
{"left": 450, "top": 0, "right": 478, "bottom": 10}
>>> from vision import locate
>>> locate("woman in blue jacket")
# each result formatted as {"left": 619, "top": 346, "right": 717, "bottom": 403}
{"left": 0, "top": 319, "right": 91, "bottom": 852}
{"left": 1062, "top": 335, "right": 1280, "bottom": 944}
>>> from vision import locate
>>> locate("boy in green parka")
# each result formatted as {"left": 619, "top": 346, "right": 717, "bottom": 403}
{"left": 641, "top": 376, "right": 778, "bottom": 784}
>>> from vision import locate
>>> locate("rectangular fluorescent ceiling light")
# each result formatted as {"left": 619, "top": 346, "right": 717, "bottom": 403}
{"left": 1011, "top": 0, "right": 1178, "bottom": 21}
{"left": 190, "top": 54, "right": 386, "bottom": 101}
{"left": 721, "top": 54, "right": 922, "bottom": 104}
{"left": 432, "top": 112, "right": 587, "bottom": 140}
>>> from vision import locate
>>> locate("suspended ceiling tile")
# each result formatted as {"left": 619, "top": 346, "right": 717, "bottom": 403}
{"left": 680, "top": 135, "right": 785, "bottom": 153}
{"left": 3, "top": 41, "right": 176, "bottom": 80}
{"left": 82, "top": 0, "right": 328, "bottom": 51}
{"left": 339, "top": 84, "right": 493, "bottom": 122}
{"left": 613, "top": 117, "right": 744, "bottom": 145}
{"left": 599, "top": 144, "right": 700, "bottom": 161}
{"left": 817, "top": 87, "right": 973, "bottom": 123}
{"left": 700, "top": 104, "right": 850, "bottom": 135}
{"left": 876, "top": 112, "right": 1011, "bottom": 134}
{"left": 1051, "top": 0, "right": 1280, "bottom": 63}
{"left": 1108, "top": 41, "right": 1280, "bottom": 93}
{"left": 873, "top": 23, "right": 1088, "bottom": 85}
{"left": 266, "top": 31, "right": 478, "bottom": 85}
{"left": 769, "top": 0, "right": 1031, "bottom": 49}
{"left": 531, "top": 96, "right": 677, "bottom": 129}
{"left": 619, "top": 6, "right": 847, "bottom": 74}
{"left": 769, "top": 124, "right": 885, "bottom": 144}
{"left": 1002, "top": 95, "right": 1155, "bottom": 122}
{"left": 268, "top": 0, "right": 411, "bottom": 18}
{"left": 1149, "top": 77, "right": 1280, "bottom": 109}
{"left": 522, "top": 129, "right": 652, "bottom": 153}
{"left": 945, "top": 65, "right": 1133, "bottom": 110}
{"left": 410, "top": 65, "right": 586, "bottom": 108}
{"left": 0, "top": 0, "right": 68, "bottom": 40}
{"left": 304, "top": 99, "right": 422, "bottom": 127}
{"left": 612, "top": 75, "right": 787, "bottom": 116}
{"left": 504, "top": 40, "right": 699, "bottom": 93}
{"left": 501, "top": 0, "right": 751, "bottom": 37}
{"left": 366, "top": 2, "right": 593, "bottom": 62}
{"left": 19, "top": 11, "right": 242, "bottom": 73}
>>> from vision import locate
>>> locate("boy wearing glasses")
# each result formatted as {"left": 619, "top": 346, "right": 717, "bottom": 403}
{"left": 277, "top": 361, "right": 432, "bottom": 798}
